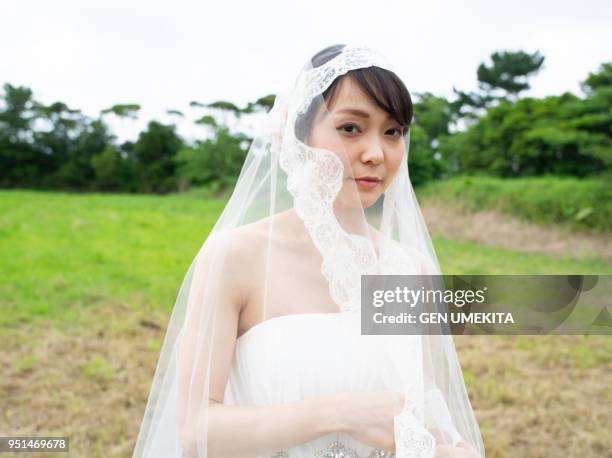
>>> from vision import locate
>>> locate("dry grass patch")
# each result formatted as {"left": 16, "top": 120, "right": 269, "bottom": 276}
{"left": 421, "top": 204, "right": 612, "bottom": 263}
{"left": 1, "top": 304, "right": 610, "bottom": 457}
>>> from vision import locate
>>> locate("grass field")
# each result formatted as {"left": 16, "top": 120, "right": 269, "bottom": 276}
{"left": 1, "top": 190, "right": 610, "bottom": 457}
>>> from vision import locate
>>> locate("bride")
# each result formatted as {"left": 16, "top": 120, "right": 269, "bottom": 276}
{"left": 132, "top": 43, "right": 485, "bottom": 458}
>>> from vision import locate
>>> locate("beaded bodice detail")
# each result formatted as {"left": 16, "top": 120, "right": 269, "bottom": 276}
{"left": 272, "top": 440, "right": 394, "bottom": 457}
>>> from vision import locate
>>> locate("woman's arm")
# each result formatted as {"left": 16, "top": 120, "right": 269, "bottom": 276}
{"left": 205, "top": 394, "right": 345, "bottom": 458}
{"left": 206, "top": 390, "right": 404, "bottom": 457}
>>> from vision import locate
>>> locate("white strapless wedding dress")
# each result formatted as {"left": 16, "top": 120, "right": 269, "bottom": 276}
{"left": 223, "top": 312, "right": 430, "bottom": 458}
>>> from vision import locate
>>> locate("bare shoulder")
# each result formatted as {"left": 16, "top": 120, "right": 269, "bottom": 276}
{"left": 201, "top": 225, "right": 263, "bottom": 283}
{"left": 200, "top": 214, "right": 279, "bottom": 294}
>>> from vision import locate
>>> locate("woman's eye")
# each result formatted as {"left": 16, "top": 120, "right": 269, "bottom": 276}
{"left": 339, "top": 123, "right": 360, "bottom": 134}
{"left": 338, "top": 124, "right": 402, "bottom": 137}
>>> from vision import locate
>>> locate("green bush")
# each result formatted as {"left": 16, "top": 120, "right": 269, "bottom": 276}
{"left": 417, "top": 174, "right": 612, "bottom": 232}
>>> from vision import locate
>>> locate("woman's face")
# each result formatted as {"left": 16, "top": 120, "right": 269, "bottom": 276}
{"left": 305, "top": 76, "right": 406, "bottom": 209}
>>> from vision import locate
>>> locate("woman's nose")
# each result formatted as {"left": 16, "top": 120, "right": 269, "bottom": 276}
{"left": 360, "top": 140, "right": 385, "bottom": 165}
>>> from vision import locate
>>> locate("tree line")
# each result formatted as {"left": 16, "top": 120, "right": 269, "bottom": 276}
{"left": 0, "top": 50, "right": 610, "bottom": 194}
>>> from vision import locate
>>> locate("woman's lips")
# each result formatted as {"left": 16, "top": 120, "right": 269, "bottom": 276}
{"left": 354, "top": 178, "right": 380, "bottom": 189}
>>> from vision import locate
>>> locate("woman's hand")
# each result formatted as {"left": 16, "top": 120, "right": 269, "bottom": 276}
{"left": 337, "top": 390, "right": 406, "bottom": 452}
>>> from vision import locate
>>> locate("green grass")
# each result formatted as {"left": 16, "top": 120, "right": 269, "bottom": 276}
{"left": 512, "top": 334, "right": 612, "bottom": 369}
{"left": 432, "top": 235, "right": 612, "bottom": 274}
{"left": 417, "top": 175, "right": 612, "bottom": 232}
{"left": 1, "top": 189, "right": 610, "bottom": 328}
{"left": 82, "top": 355, "right": 114, "bottom": 383}
{"left": 0, "top": 189, "right": 224, "bottom": 327}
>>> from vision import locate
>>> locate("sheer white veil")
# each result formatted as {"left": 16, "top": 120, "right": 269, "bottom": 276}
{"left": 132, "top": 43, "right": 485, "bottom": 458}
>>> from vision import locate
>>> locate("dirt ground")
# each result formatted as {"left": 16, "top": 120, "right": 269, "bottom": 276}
{"left": 421, "top": 204, "right": 612, "bottom": 263}
{"left": 1, "top": 299, "right": 610, "bottom": 458}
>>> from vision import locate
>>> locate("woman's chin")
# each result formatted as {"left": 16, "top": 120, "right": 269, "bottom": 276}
{"left": 337, "top": 192, "right": 380, "bottom": 210}
{"left": 359, "top": 193, "right": 379, "bottom": 209}
{"left": 337, "top": 183, "right": 382, "bottom": 209}
{"left": 356, "top": 186, "right": 383, "bottom": 208}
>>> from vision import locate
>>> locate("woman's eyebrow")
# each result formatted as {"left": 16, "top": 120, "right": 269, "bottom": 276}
{"left": 335, "top": 108, "right": 370, "bottom": 118}
{"left": 332, "top": 107, "right": 394, "bottom": 121}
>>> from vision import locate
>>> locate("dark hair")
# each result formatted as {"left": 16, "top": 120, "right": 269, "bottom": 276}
{"left": 294, "top": 44, "right": 413, "bottom": 142}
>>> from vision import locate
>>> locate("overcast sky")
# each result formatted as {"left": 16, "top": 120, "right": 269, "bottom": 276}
{"left": 1, "top": 0, "right": 611, "bottom": 142}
